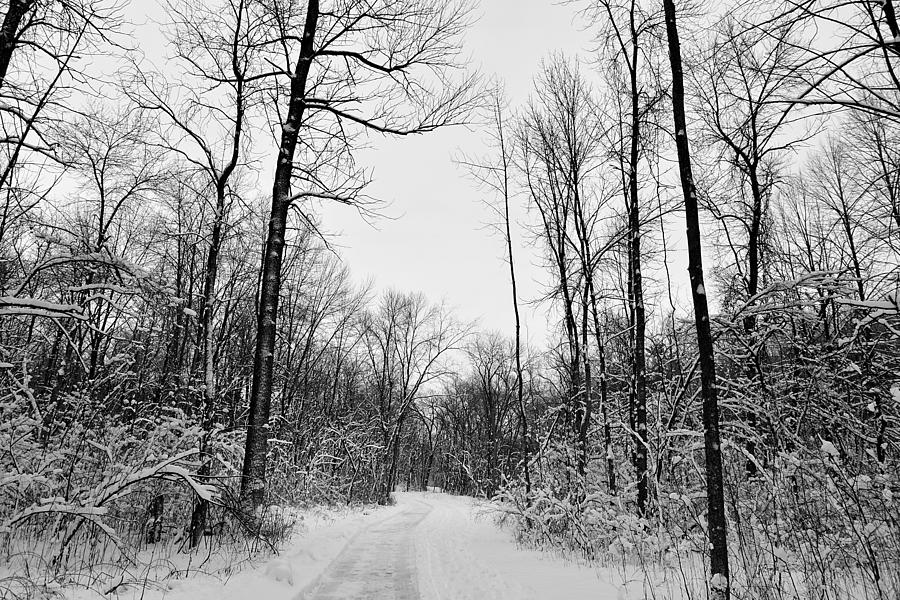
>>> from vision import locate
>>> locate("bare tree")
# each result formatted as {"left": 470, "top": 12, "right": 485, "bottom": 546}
{"left": 124, "top": 0, "right": 259, "bottom": 543}
{"left": 456, "top": 87, "right": 531, "bottom": 494}
{"left": 662, "top": 0, "right": 730, "bottom": 596}
{"left": 240, "top": 0, "right": 478, "bottom": 509}
{"left": 692, "top": 15, "right": 811, "bottom": 476}
{"left": 694, "top": 17, "right": 809, "bottom": 329}
{"left": 582, "top": 0, "right": 666, "bottom": 514}
{"left": 519, "top": 58, "right": 585, "bottom": 476}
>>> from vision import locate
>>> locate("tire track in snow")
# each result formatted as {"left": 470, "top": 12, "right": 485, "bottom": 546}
{"left": 297, "top": 496, "right": 432, "bottom": 600}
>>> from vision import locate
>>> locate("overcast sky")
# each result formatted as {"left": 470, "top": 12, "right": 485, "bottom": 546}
{"left": 319, "top": 1, "right": 597, "bottom": 347}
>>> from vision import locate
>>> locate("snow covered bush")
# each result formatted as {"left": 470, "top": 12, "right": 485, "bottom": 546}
{"left": 725, "top": 452, "right": 900, "bottom": 599}
{"left": 493, "top": 285, "right": 900, "bottom": 600}
{"left": 498, "top": 442, "right": 900, "bottom": 600}
{"left": 266, "top": 420, "right": 385, "bottom": 507}
{"left": 0, "top": 385, "right": 248, "bottom": 596}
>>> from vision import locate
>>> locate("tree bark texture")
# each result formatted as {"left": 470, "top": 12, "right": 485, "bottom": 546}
{"left": 0, "top": 0, "right": 31, "bottom": 89}
{"left": 241, "top": 0, "right": 320, "bottom": 510}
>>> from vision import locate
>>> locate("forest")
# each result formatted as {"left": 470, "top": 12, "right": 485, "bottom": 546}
{"left": 0, "top": 0, "right": 898, "bottom": 599}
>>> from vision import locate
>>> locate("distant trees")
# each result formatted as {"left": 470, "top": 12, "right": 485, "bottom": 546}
{"left": 463, "top": 333, "right": 520, "bottom": 494}
{"left": 362, "top": 291, "right": 466, "bottom": 502}
{"left": 429, "top": 332, "right": 531, "bottom": 496}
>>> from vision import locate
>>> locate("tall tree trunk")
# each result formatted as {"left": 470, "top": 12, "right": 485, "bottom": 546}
{"left": 553, "top": 215, "right": 584, "bottom": 476}
{"left": 496, "top": 98, "right": 531, "bottom": 495}
{"left": 553, "top": 222, "right": 583, "bottom": 474}
{"left": 384, "top": 415, "right": 406, "bottom": 502}
{"left": 158, "top": 228, "right": 186, "bottom": 406}
{"left": 241, "top": 0, "right": 319, "bottom": 510}
{"left": 626, "top": 24, "right": 648, "bottom": 517}
{"left": 189, "top": 187, "right": 227, "bottom": 548}
{"left": 743, "top": 166, "right": 765, "bottom": 476}
{"left": 568, "top": 185, "right": 591, "bottom": 479}
{"left": 0, "top": 0, "right": 31, "bottom": 89}
{"left": 745, "top": 168, "right": 764, "bottom": 331}
{"left": 191, "top": 41, "right": 245, "bottom": 541}
{"left": 588, "top": 286, "right": 616, "bottom": 493}
{"left": 662, "top": 0, "right": 730, "bottom": 597}
{"left": 571, "top": 188, "right": 598, "bottom": 484}
{"left": 579, "top": 287, "right": 593, "bottom": 479}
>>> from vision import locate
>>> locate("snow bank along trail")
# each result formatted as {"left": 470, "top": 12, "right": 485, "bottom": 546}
{"left": 67, "top": 503, "right": 404, "bottom": 600}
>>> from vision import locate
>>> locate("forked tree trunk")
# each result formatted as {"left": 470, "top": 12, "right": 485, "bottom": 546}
{"left": 662, "top": 0, "right": 730, "bottom": 596}
{"left": 241, "top": 0, "right": 320, "bottom": 511}
{"left": 189, "top": 184, "right": 226, "bottom": 549}
{"left": 191, "top": 40, "right": 246, "bottom": 542}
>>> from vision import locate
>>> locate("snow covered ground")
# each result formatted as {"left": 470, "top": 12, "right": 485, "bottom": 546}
{"left": 57, "top": 503, "right": 403, "bottom": 600}
{"left": 62, "top": 491, "right": 633, "bottom": 599}
{"left": 409, "top": 492, "right": 623, "bottom": 600}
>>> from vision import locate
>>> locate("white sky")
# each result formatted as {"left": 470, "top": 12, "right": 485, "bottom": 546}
{"left": 320, "top": 1, "right": 598, "bottom": 347}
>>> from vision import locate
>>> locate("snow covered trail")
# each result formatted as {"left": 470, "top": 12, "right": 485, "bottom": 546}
{"left": 299, "top": 496, "right": 433, "bottom": 599}
{"left": 297, "top": 491, "right": 622, "bottom": 600}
